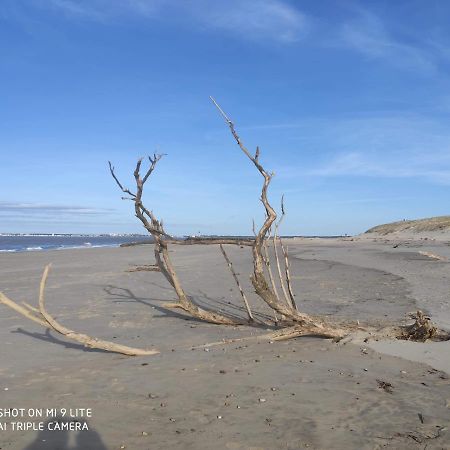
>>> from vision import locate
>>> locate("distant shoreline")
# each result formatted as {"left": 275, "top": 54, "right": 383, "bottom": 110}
{"left": 0, "top": 234, "right": 347, "bottom": 253}
{"left": 0, "top": 233, "right": 149, "bottom": 237}
{"left": 0, "top": 235, "right": 154, "bottom": 253}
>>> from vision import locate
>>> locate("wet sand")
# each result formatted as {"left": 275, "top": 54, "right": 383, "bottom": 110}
{"left": 0, "top": 238, "right": 449, "bottom": 449}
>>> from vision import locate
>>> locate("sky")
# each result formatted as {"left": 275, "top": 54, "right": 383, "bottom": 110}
{"left": 1, "top": 0, "right": 449, "bottom": 236}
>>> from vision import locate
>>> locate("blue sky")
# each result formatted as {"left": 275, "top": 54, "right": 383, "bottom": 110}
{"left": 1, "top": 0, "right": 449, "bottom": 235}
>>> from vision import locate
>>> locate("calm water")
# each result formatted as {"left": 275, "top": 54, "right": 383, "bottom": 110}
{"left": 0, "top": 235, "right": 153, "bottom": 253}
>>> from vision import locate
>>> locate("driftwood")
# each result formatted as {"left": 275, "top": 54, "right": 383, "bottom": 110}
{"left": 219, "top": 244, "right": 254, "bottom": 322}
{"left": 0, "top": 265, "right": 159, "bottom": 356}
{"left": 210, "top": 97, "right": 354, "bottom": 339}
{"left": 2, "top": 100, "right": 447, "bottom": 360}
{"left": 272, "top": 198, "right": 294, "bottom": 309}
{"left": 109, "top": 98, "right": 447, "bottom": 344}
{"left": 281, "top": 243, "right": 297, "bottom": 310}
{"left": 400, "top": 311, "right": 439, "bottom": 342}
{"left": 127, "top": 264, "right": 161, "bottom": 272}
{"left": 109, "top": 98, "right": 350, "bottom": 339}
{"left": 109, "top": 156, "right": 242, "bottom": 326}
{"left": 262, "top": 234, "right": 280, "bottom": 304}
{"left": 172, "top": 238, "right": 254, "bottom": 247}
{"left": 121, "top": 238, "right": 254, "bottom": 248}
{"left": 262, "top": 232, "right": 280, "bottom": 323}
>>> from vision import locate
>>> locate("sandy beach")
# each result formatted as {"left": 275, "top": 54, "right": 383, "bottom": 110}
{"left": 4, "top": 0, "right": 450, "bottom": 447}
{"left": 0, "top": 237, "right": 449, "bottom": 449}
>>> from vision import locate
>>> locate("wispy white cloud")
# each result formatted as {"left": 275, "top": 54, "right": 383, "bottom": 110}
{"left": 44, "top": 0, "right": 163, "bottom": 20}
{"left": 45, "top": 0, "right": 113, "bottom": 20}
{"left": 35, "top": 0, "right": 309, "bottom": 43}
{"left": 310, "top": 151, "right": 450, "bottom": 185}
{"left": 264, "top": 114, "right": 450, "bottom": 185}
{"left": 194, "top": 0, "right": 309, "bottom": 43}
{"left": 0, "top": 202, "right": 115, "bottom": 215}
{"left": 338, "top": 8, "right": 436, "bottom": 72}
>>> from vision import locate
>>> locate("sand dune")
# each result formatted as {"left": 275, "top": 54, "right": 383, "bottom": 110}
{"left": 362, "top": 216, "right": 450, "bottom": 241}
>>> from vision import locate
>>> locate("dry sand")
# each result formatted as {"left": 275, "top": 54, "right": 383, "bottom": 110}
{"left": 0, "top": 237, "right": 450, "bottom": 449}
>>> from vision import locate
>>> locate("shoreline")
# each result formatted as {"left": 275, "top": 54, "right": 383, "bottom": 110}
{"left": 0, "top": 235, "right": 353, "bottom": 254}
{"left": 4, "top": 228, "right": 449, "bottom": 254}
{"left": 0, "top": 243, "right": 124, "bottom": 253}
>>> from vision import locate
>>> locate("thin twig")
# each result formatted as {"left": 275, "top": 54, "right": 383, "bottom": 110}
{"left": 219, "top": 244, "right": 254, "bottom": 322}
{"left": 262, "top": 231, "right": 280, "bottom": 323}
{"left": 280, "top": 243, "right": 297, "bottom": 310}
{"left": 0, "top": 293, "right": 48, "bottom": 327}
{"left": 276, "top": 195, "right": 297, "bottom": 310}
{"left": 273, "top": 196, "right": 292, "bottom": 308}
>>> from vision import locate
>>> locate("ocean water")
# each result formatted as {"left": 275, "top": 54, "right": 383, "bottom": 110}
{"left": 0, "top": 235, "right": 153, "bottom": 253}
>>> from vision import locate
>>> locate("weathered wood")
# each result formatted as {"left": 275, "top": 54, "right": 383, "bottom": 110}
{"left": 109, "top": 156, "right": 242, "bottom": 325}
{"left": 0, "top": 265, "right": 159, "bottom": 356}
{"left": 272, "top": 196, "right": 294, "bottom": 309}
{"left": 127, "top": 264, "right": 161, "bottom": 272}
{"left": 401, "top": 311, "right": 437, "bottom": 342}
{"left": 280, "top": 242, "right": 297, "bottom": 310}
{"left": 210, "top": 97, "right": 342, "bottom": 335}
{"left": 171, "top": 238, "right": 254, "bottom": 246}
{"left": 219, "top": 244, "right": 254, "bottom": 322}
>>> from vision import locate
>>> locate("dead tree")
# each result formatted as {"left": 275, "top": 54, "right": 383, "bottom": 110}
{"left": 107, "top": 99, "right": 351, "bottom": 339}
{"left": 109, "top": 155, "right": 242, "bottom": 325}
{"left": 108, "top": 98, "right": 448, "bottom": 343}
{"left": 209, "top": 98, "right": 353, "bottom": 339}
{"left": 1, "top": 100, "right": 447, "bottom": 357}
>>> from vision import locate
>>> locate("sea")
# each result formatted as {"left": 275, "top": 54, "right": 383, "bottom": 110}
{"left": 0, "top": 235, "right": 153, "bottom": 253}
{"left": 0, "top": 234, "right": 343, "bottom": 253}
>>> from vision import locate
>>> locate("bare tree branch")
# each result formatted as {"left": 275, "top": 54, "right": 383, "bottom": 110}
{"left": 0, "top": 265, "right": 159, "bottom": 356}
{"left": 219, "top": 244, "right": 254, "bottom": 323}
{"left": 262, "top": 229, "right": 280, "bottom": 324}
{"left": 210, "top": 98, "right": 304, "bottom": 319}
{"left": 273, "top": 196, "right": 296, "bottom": 310}
{"left": 0, "top": 293, "right": 48, "bottom": 327}
{"left": 110, "top": 155, "right": 243, "bottom": 325}
{"left": 273, "top": 238, "right": 290, "bottom": 307}
{"left": 281, "top": 244, "right": 297, "bottom": 310}
{"left": 108, "top": 161, "right": 137, "bottom": 198}
{"left": 210, "top": 97, "right": 350, "bottom": 338}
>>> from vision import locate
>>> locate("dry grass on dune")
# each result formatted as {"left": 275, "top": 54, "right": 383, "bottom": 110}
{"left": 366, "top": 215, "right": 450, "bottom": 235}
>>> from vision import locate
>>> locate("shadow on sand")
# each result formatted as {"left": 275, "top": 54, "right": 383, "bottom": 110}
{"left": 23, "top": 418, "right": 107, "bottom": 450}
{"left": 104, "top": 284, "right": 275, "bottom": 325}
{"left": 12, "top": 328, "right": 111, "bottom": 354}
